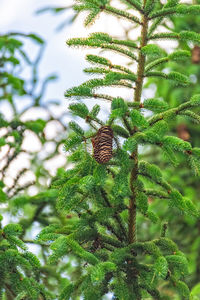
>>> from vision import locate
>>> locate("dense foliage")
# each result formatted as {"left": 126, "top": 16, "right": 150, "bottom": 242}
{"left": 1, "top": 0, "right": 200, "bottom": 299}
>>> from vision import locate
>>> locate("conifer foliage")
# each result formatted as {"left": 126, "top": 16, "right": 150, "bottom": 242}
{"left": 40, "top": 0, "right": 200, "bottom": 299}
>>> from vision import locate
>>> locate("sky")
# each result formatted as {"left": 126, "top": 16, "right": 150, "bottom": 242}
{"left": 0, "top": 0, "right": 85, "bottom": 102}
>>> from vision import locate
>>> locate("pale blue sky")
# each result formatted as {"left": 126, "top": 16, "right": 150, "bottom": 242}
{"left": 0, "top": 0, "right": 87, "bottom": 108}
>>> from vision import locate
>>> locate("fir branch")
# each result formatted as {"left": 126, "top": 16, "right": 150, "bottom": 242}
{"left": 148, "top": 95, "right": 200, "bottom": 125}
{"left": 145, "top": 57, "right": 168, "bottom": 72}
{"left": 149, "top": 7, "right": 177, "bottom": 19}
{"left": 145, "top": 71, "right": 190, "bottom": 86}
{"left": 139, "top": 171, "right": 172, "bottom": 193}
{"left": 92, "top": 93, "right": 114, "bottom": 101}
{"left": 148, "top": 17, "right": 163, "bottom": 38}
{"left": 149, "top": 32, "right": 180, "bottom": 41}
{"left": 121, "top": 0, "right": 143, "bottom": 13}
{"left": 123, "top": 116, "right": 134, "bottom": 135}
{"left": 100, "top": 188, "right": 127, "bottom": 239}
{"left": 110, "top": 64, "right": 137, "bottom": 76}
{"left": 101, "top": 44, "right": 138, "bottom": 61}
{"left": 144, "top": 189, "right": 170, "bottom": 199}
{"left": 67, "top": 37, "right": 138, "bottom": 61}
{"left": 104, "top": 4, "right": 142, "bottom": 25}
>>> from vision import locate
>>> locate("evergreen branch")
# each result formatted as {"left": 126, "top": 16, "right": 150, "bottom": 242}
{"left": 67, "top": 38, "right": 138, "bottom": 61}
{"left": 93, "top": 93, "right": 114, "bottom": 101}
{"left": 100, "top": 234, "right": 124, "bottom": 248}
{"left": 145, "top": 71, "right": 190, "bottom": 86}
{"left": 150, "top": 31, "right": 200, "bottom": 44}
{"left": 84, "top": 208, "right": 124, "bottom": 242}
{"left": 100, "top": 188, "right": 127, "bottom": 240}
{"left": 149, "top": 7, "right": 177, "bottom": 19}
{"left": 176, "top": 4, "right": 200, "bottom": 15}
{"left": 121, "top": 0, "right": 143, "bottom": 13}
{"left": 179, "top": 110, "right": 200, "bottom": 124}
{"left": 126, "top": 102, "right": 141, "bottom": 108}
{"left": 149, "top": 4, "right": 200, "bottom": 20}
{"left": 65, "top": 79, "right": 134, "bottom": 100}
{"left": 100, "top": 44, "right": 138, "bottom": 61}
{"left": 145, "top": 57, "right": 168, "bottom": 72}
{"left": 104, "top": 5, "right": 141, "bottom": 25}
{"left": 144, "top": 189, "right": 170, "bottom": 199}
{"left": 148, "top": 17, "right": 163, "bottom": 37}
{"left": 149, "top": 32, "right": 179, "bottom": 41}
{"left": 139, "top": 285, "right": 161, "bottom": 299}
{"left": 139, "top": 172, "right": 172, "bottom": 193}
{"left": 123, "top": 116, "right": 134, "bottom": 135}
{"left": 112, "top": 39, "right": 138, "bottom": 49}
{"left": 148, "top": 0, "right": 180, "bottom": 37}
{"left": 86, "top": 114, "right": 104, "bottom": 126}
{"left": 84, "top": 67, "right": 110, "bottom": 75}
{"left": 148, "top": 95, "right": 200, "bottom": 125}
{"left": 111, "top": 64, "right": 137, "bottom": 76}
{"left": 84, "top": 67, "right": 136, "bottom": 82}
{"left": 101, "top": 219, "right": 125, "bottom": 242}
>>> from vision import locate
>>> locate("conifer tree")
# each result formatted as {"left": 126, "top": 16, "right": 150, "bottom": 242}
{"left": 3, "top": 1, "right": 200, "bottom": 299}
{"left": 0, "top": 32, "right": 68, "bottom": 299}
{"left": 39, "top": 0, "right": 200, "bottom": 299}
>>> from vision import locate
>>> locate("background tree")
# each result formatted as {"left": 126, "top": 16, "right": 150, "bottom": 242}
{"left": 2, "top": 0, "right": 200, "bottom": 299}
{"left": 0, "top": 30, "right": 69, "bottom": 298}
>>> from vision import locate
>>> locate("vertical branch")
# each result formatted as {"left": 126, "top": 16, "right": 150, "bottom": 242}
{"left": 128, "top": 2, "right": 148, "bottom": 244}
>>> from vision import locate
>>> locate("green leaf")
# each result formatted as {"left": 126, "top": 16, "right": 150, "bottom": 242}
{"left": 27, "top": 33, "right": 44, "bottom": 44}
{"left": 0, "top": 188, "right": 7, "bottom": 203}
{"left": 25, "top": 119, "right": 46, "bottom": 134}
